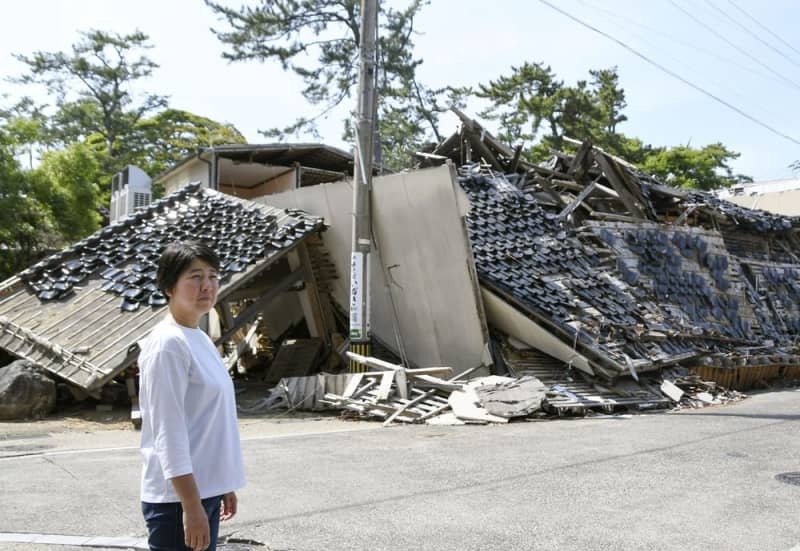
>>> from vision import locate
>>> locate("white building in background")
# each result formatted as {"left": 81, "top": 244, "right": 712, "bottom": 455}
{"left": 153, "top": 143, "right": 354, "bottom": 200}
{"left": 110, "top": 165, "right": 152, "bottom": 222}
{"left": 717, "top": 178, "right": 800, "bottom": 216}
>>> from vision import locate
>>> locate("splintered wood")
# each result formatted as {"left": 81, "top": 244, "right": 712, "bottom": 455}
{"left": 260, "top": 350, "right": 732, "bottom": 426}
{"left": 321, "top": 353, "right": 470, "bottom": 426}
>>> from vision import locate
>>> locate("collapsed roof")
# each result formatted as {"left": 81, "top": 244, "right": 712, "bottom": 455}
{"left": 1, "top": 111, "right": 798, "bottom": 393}
{"left": 426, "top": 109, "right": 800, "bottom": 380}
{"left": 0, "top": 183, "right": 324, "bottom": 390}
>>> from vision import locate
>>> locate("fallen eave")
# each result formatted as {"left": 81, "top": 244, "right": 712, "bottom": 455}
{"left": 0, "top": 184, "right": 324, "bottom": 391}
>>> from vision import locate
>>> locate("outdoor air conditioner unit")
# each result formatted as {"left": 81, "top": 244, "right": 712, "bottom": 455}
{"left": 110, "top": 165, "right": 152, "bottom": 223}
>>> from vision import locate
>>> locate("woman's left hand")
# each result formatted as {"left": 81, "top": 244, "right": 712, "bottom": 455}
{"left": 220, "top": 491, "right": 238, "bottom": 521}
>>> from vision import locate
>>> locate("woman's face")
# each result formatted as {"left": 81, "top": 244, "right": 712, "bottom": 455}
{"left": 166, "top": 258, "right": 220, "bottom": 326}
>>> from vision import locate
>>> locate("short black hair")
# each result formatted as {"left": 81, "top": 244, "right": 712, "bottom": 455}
{"left": 156, "top": 241, "right": 221, "bottom": 299}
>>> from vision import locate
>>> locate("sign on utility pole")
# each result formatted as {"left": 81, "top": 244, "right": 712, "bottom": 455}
{"left": 349, "top": 0, "right": 378, "bottom": 371}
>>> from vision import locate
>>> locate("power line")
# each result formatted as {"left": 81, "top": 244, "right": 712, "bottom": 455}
{"left": 573, "top": 0, "right": 789, "bottom": 124}
{"left": 666, "top": 0, "right": 800, "bottom": 94}
{"left": 536, "top": 0, "right": 800, "bottom": 146}
{"left": 726, "top": 0, "right": 800, "bottom": 60}
{"left": 576, "top": 0, "right": 795, "bottom": 93}
{"left": 703, "top": 0, "right": 800, "bottom": 71}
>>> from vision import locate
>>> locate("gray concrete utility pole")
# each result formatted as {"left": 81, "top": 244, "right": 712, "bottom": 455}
{"left": 349, "top": 0, "right": 379, "bottom": 370}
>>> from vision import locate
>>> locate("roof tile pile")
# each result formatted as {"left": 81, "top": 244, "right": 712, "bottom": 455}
{"left": 18, "top": 183, "right": 323, "bottom": 313}
{"left": 429, "top": 111, "right": 800, "bottom": 379}
{"left": 457, "top": 161, "right": 800, "bottom": 378}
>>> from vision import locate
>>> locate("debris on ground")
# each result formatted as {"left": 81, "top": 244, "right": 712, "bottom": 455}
{"left": 245, "top": 345, "right": 746, "bottom": 425}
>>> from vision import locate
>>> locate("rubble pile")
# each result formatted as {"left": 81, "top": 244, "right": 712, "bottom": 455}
{"left": 250, "top": 350, "right": 737, "bottom": 424}
{"left": 661, "top": 367, "right": 746, "bottom": 408}
{"left": 427, "top": 109, "right": 800, "bottom": 386}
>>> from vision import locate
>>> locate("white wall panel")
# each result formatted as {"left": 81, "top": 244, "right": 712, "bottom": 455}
{"left": 263, "top": 165, "right": 490, "bottom": 373}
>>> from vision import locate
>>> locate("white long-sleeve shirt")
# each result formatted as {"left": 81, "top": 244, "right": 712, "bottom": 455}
{"left": 138, "top": 316, "right": 246, "bottom": 503}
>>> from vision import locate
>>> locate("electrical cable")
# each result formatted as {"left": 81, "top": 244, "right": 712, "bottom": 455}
{"left": 575, "top": 8, "right": 784, "bottom": 123}
{"left": 665, "top": 0, "right": 800, "bottom": 93}
{"left": 575, "top": 0, "right": 793, "bottom": 90}
{"left": 537, "top": 0, "right": 800, "bottom": 146}
{"left": 572, "top": 0, "right": 793, "bottom": 123}
{"left": 726, "top": 0, "right": 800, "bottom": 59}
{"left": 703, "top": 0, "right": 800, "bottom": 70}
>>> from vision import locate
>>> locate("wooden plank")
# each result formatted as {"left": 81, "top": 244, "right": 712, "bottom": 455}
{"left": 674, "top": 205, "right": 698, "bottom": 226}
{"left": 214, "top": 268, "right": 304, "bottom": 345}
{"left": 376, "top": 371, "right": 395, "bottom": 401}
{"left": 509, "top": 144, "right": 523, "bottom": 173}
{"left": 410, "top": 374, "right": 463, "bottom": 392}
{"left": 342, "top": 373, "right": 364, "bottom": 398}
{"left": 395, "top": 368, "right": 408, "bottom": 400}
{"left": 350, "top": 379, "right": 378, "bottom": 399}
{"left": 466, "top": 132, "right": 503, "bottom": 171}
{"left": 346, "top": 352, "right": 453, "bottom": 377}
{"left": 381, "top": 366, "right": 468, "bottom": 426}
{"left": 418, "top": 401, "right": 454, "bottom": 421}
{"left": 450, "top": 106, "right": 515, "bottom": 158}
{"left": 218, "top": 300, "right": 236, "bottom": 332}
{"left": 557, "top": 180, "right": 598, "bottom": 221}
{"left": 295, "top": 242, "right": 330, "bottom": 345}
{"left": 594, "top": 152, "right": 647, "bottom": 219}
{"left": 591, "top": 212, "right": 649, "bottom": 224}
{"left": 382, "top": 387, "right": 439, "bottom": 426}
{"left": 567, "top": 139, "right": 594, "bottom": 184}
{"left": 533, "top": 176, "right": 567, "bottom": 208}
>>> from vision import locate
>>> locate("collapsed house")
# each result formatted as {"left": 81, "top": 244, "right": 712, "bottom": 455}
{"left": 0, "top": 113, "right": 798, "bottom": 423}
{"left": 0, "top": 183, "right": 328, "bottom": 399}
{"left": 433, "top": 109, "right": 800, "bottom": 388}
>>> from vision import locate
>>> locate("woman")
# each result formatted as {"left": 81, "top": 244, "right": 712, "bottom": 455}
{"left": 138, "top": 241, "right": 246, "bottom": 551}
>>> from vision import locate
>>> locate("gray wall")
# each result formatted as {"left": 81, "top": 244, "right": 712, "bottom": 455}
{"left": 262, "top": 165, "right": 491, "bottom": 373}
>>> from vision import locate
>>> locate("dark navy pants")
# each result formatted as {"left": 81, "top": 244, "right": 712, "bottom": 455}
{"left": 142, "top": 495, "right": 222, "bottom": 551}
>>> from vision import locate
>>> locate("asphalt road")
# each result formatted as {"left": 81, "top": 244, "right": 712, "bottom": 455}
{"left": 2, "top": 388, "right": 800, "bottom": 551}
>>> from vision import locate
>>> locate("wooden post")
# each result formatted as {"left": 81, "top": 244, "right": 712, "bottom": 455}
{"left": 295, "top": 243, "right": 331, "bottom": 347}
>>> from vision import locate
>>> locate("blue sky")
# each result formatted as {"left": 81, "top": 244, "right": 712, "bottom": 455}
{"left": 1, "top": 0, "right": 798, "bottom": 181}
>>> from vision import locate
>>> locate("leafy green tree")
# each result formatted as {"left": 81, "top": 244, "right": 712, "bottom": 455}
{"left": 2, "top": 29, "right": 256, "bottom": 273}
{"left": 477, "top": 63, "right": 630, "bottom": 157}
{"left": 474, "top": 63, "right": 750, "bottom": 188}
{"left": 0, "top": 132, "right": 57, "bottom": 279}
{"left": 12, "top": 29, "right": 167, "bottom": 172}
{"left": 475, "top": 62, "right": 563, "bottom": 147}
{"left": 640, "top": 143, "right": 752, "bottom": 190}
{"left": 205, "top": 0, "right": 443, "bottom": 169}
{"left": 33, "top": 142, "right": 103, "bottom": 241}
{"left": 590, "top": 68, "right": 627, "bottom": 135}
{"left": 0, "top": 97, "right": 51, "bottom": 169}
{"left": 125, "top": 109, "right": 247, "bottom": 177}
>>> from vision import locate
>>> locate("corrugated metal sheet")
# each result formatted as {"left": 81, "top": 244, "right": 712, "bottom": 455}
{"left": 281, "top": 373, "right": 355, "bottom": 410}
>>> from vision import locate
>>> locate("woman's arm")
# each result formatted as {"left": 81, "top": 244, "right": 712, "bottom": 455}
{"left": 221, "top": 491, "right": 238, "bottom": 521}
{"left": 171, "top": 473, "right": 209, "bottom": 551}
